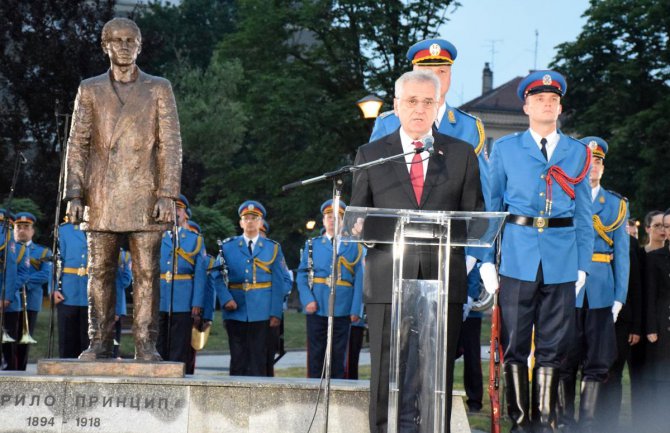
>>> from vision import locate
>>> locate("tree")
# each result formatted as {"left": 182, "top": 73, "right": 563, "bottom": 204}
{"left": 133, "top": 0, "right": 237, "bottom": 75}
{"left": 211, "top": 0, "right": 459, "bottom": 264}
{"left": 0, "top": 0, "right": 115, "bottom": 244}
{"left": 551, "top": 0, "right": 670, "bottom": 216}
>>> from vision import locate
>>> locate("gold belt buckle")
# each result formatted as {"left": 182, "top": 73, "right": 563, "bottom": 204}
{"left": 77, "top": 266, "right": 86, "bottom": 277}
{"left": 325, "top": 276, "right": 333, "bottom": 286}
{"left": 165, "top": 271, "right": 172, "bottom": 283}
{"left": 534, "top": 217, "right": 547, "bottom": 228}
{"left": 243, "top": 282, "right": 251, "bottom": 291}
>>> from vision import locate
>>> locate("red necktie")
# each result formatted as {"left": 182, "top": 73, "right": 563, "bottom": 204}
{"left": 409, "top": 141, "right": 424, "bottom": 204}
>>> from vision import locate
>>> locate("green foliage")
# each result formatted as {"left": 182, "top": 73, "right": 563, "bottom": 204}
{"left": 189, "top": 204, "right": 237, "bottom": 253}
{"left": 0, "top": 0, "right": 115, "bottom": 242}
{"left": 209, "top": 0, "right": 458, "bottom": 265}
{"left": 551, "top": 0, "right": 670, "bottom": 216}
{"left": 134, "top": 0, "right": 237, "bottom": 75}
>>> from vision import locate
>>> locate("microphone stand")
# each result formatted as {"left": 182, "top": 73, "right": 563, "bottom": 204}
{"left": 1, "top": 149, "right": 28, "bottom": 367}
{"left": 282, "top": 142, "right": 431, "bottom": 433}
{"left": 47, "top": 107, "right": 70, "bottom": 358}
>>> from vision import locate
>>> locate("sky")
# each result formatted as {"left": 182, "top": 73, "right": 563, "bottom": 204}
{"left": 441, "top": 0, "right": 590, "bottom": 105}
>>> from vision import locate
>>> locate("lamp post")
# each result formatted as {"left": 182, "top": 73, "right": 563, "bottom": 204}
{"left": 356, "top": 94, "right": 383, "bottom": 119}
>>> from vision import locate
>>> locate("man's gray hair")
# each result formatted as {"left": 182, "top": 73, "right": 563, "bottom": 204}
{"left": 394, "top": 70, "right": 441, "bottom": 101}
{"left": 101, "top": 18, "right": 142, "bottom": 44}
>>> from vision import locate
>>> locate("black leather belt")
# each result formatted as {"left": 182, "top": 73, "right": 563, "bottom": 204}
{"left": 506, "top": 214, "right": 573, "bottom": 228}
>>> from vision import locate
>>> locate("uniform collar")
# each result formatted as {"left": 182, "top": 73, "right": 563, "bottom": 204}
{"left": 591, "top": 185, "right": 601, "bottom": 202}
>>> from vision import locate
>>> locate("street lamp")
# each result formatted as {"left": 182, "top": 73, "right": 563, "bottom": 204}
{"left": 356, "top": 94, "right": 384, "bottom": 119}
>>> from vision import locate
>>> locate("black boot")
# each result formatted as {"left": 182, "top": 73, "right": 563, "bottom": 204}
{"left": 532, "top": 366, "right": 558, "bottom": 433}
{"left": 578, "top": 381, "right": 601, "bottom": 433}
{"left": 556, "top": 374, "right": 577, "bottom": 432}
{"left": 504, "top": 363, "right": 532, "bottom": 432}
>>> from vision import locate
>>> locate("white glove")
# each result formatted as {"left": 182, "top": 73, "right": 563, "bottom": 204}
{"left": 465, "top": 255, "right": 477, "bottom": 275}
{"left": 479, "top": 262, "right": 498, "bottom": 294}
{"left": 463, "top": 296, "right": 474, "bottom": 322}
{"left": 575, "top": 270, "right": 586, "bottom": 298}
{"left": 612, "top": 301, "right": 623, "bottom": 323}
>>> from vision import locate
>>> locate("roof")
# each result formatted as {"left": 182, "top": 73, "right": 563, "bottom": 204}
{"left": 460, "top": 76, "right": 524, "bottom": 114}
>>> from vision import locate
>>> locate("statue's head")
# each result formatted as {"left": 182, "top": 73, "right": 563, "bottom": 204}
{"left": 101, "top": 18, "right": 142, "bottom": 67}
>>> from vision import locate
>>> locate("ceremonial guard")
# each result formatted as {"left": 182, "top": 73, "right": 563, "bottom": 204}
{"left": 297, "top": 200, "right": 364, "bottom": 379}
{"left": 485, "top": 71, "right": 593, "bottom": 432}
{"left": 259, "top": 220, "right": 292, "bottom": 376}
{"left": 157, "top": 195, "right": 207, "bottom": 369}
{"left": 53, "top": 219, "right": 89, "bottom": 358}
{"left": 1, "top": 210, "right": 18, "bottom": 369}
{"left": 113, "top": 248, "right": 132, "bottom": 358}
{"left": 218, "top": 200, "right": 287, "bottom": 376}
{"left": 7, "top": 212, "right": 52, "bottom": 370}
{"left": 556, "top": 137, "right": 629, "bottom": 432}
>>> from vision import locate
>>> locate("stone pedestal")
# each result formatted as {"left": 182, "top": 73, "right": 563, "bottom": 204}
{"left": 37, "top": 359, "right": 184, "bottom": 378}
{"left": 0, "top": 374, "right": 470, "bottom": 433}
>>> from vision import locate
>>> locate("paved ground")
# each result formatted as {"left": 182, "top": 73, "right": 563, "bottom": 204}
{"left": 25, "top": 345, "right": 491, "bottom": 376}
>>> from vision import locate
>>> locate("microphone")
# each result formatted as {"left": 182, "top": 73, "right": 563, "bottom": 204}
{"left": 422, "top": 136, "right": 435, "bottom": 155}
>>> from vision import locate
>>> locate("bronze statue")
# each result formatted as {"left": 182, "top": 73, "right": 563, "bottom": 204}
{"left": 64, "top": 18, "right": 182, "bottom": 361}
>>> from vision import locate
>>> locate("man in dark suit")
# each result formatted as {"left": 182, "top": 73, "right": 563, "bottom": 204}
{"left": 351, "top": 70, "right": 484, "bottom": 433}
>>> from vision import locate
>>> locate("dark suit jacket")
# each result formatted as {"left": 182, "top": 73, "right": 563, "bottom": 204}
{"left": 350, "top": 130, "right": 484, "bottom": 304}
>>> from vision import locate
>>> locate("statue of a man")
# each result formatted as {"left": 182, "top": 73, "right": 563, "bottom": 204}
{"left": 64, "top": 17, "right": 182, "bottom": 361}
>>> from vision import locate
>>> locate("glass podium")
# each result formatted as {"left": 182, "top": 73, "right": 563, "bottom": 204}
{"left": 341, "top": 206, "right": 507, "bottom": 433}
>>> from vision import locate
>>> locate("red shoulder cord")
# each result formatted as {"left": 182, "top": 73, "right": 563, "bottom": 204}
{"left": 545, "top": 146, "right": 592, "bottom": 215}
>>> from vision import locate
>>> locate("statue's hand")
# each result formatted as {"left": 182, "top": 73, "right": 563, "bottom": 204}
{"left": 152, "top": 197, "right": 175, "bottom": 223}
{"left": 66, "top": 198, "right": 84, "bottom": 223}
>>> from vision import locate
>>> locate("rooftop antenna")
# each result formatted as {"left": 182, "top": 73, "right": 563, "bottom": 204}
{"left": 533, "top": 29, "right": 539, "bottom": 70}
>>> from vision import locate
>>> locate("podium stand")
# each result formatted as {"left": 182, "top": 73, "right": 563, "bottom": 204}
{"left": 341, "top": 206, "right": 506, "bottom": 433}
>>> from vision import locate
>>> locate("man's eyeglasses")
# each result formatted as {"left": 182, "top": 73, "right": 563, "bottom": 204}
{"left": 397, "top": 98, "right": 437, "bottom": 109}
{"left": 650, "top": 223, "right": 665, "bottom": 230}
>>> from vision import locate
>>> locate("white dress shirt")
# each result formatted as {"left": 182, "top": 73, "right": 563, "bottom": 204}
{"left": 529, "top": 129, "right": 559, "bottom": 161}
{"left": 400, "top": 127, "right": 432, "bottom": 180}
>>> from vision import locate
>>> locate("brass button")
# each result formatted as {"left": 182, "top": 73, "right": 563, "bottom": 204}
{"left": 538, "top": 228, "right": 544, "bottom": 233}
{"left": 540, "top": 211, "right": 545, "bottom": 215}
{"left": 540, "top": 174, "right": 545, "bottom": 179}
{"left": 540, "top": 192, "right": 545, "bottom": 197}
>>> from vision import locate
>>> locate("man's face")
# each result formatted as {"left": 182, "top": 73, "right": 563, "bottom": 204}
{"left": 394, "top": 80, "right": 439, "bottom": 139}
{"left": 664, "top": 214, "right": 670, "bottom": 240}
{"left": 413, "top": 64, "right": 451, "bottom": 99}
{"left": 103, "top": 26, "right": 141, "bottom": 67}
{"left": 589, "top": 157, "right": 604, "bottom": 184}
{"left": 239, "top": 214, "right": 261, "bottom": 237}
{"left": 14, "top": 223, "right": 34, "bottom": 243}
{"left": 523, "top": 92, "right": 562, "bottom": 125}
{"left": 322, "top": 212, "right": 341, "bottom": 236}
{"left": 176, "top": 207, "right": 188, "bottom": 226}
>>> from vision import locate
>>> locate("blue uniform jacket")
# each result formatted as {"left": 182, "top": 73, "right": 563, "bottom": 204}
{"left": 297, "top": 236, "right": 365, "bottom": 318}
{"left": 220, "top": 236, "right": 287, "bottom": 322}
{"left": 116, "top": 249, "right": 132, "bottom": 316}
{"left": 16, "top": 241, "right": 52, "bottom": 312}
{"left": 370, "top": 104, "right": 491, "bottom": 210}
{"left": 1, "top": 226, "right": 19, "bottom": 312}
{"left": 203, "top": 254, "right": 219, "bottom": 321}
{"left": 159, "top": 228, "right": 207, "bottom": 313}
{"left": 579, "top": 188, "right": 630, "bottom": 309}
{"left": 489, "top": 130, "right": 593, "bottom": 283}
{"left": 58, "top": 223, "right": 88, "bottom": 307}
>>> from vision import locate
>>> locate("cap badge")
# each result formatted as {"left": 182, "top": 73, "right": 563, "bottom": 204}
{"left": 429, "top": 43, "right": 441, "bottom": 56}
{"left": 248, "top": 204, "right": 255, "bottom": 211}
{"left": 588, "top": 140, "right": 598, "bottom": 151}
{"left": 542, "top": 74, "right": 553, "bottom": 85}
